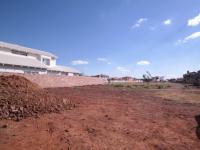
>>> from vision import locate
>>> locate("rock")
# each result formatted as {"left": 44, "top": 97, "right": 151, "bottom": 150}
{"left": 10, "top": 105, "right": 15, "bottom": 111}
{"left": 64, "top": 129, "right": 69, "bottom": 132}
{"left": 86, "top": 128, "right": 96, "bottom": 134}
{"left": 19, "top": 107, "right": 24, "bottom": 112}
{"left": 1, "top": 124, "right": 7, "bottom": 128}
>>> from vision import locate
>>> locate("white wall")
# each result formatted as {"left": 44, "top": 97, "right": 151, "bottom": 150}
{"left": 0, "top": 67, "right": 24, "bottom": 73}
{"left": 0, "top": 47, "right": 77, "bottom": 76}
{"left": 0, "top": 47, "right": 40, "bottom": 61}
{"left": 50, "top": 58, "right": 56, "bottom": 66}
{"left": 0, "top": 65, "right": 46, "bottom": 74}
{"left": 0, "top": 47, "right": 57, "bottom": 67}
{"left": 27, "top": 53, "right": 40, "bottom": 60}
{"left": 47, "top": 70, "right": 76, "bottom": 76}
{"left": 68, "top": 73, "right": 74, "bottom": 76}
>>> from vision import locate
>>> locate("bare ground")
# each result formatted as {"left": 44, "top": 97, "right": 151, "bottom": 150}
{"left": 1, "top": 84, "right": 200, "bottom": 150}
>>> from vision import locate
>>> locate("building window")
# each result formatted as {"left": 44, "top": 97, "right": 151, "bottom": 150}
{"left": 11, "top": 50, "right": 27, "bottom": 56}
{"left": 42, "top": 58, "right": 50, "bottom": 66}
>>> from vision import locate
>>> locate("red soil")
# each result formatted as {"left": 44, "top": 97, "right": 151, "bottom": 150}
{"left": 0, "top": 75, "right": 74, "bottom": 121}
{"left": 0, "top": 85, "right": 200, "bottom": 149}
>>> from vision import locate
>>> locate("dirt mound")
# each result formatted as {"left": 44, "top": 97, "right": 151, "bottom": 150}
{"left": 0, "top": 75, "right": 74, "bottom": 121}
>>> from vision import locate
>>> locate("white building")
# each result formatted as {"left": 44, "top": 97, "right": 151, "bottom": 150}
{"left": 0, "top": 41, "right": 80, "bottom": 76}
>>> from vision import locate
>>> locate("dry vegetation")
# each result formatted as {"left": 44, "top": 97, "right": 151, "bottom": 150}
{"left": 110, "top": 82, "right": 171, "bottom": 89}
{"left": 110, "top": 82, "right": 200, "bottom": 104}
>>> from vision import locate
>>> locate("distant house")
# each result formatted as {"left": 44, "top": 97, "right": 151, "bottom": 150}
{"left": 92, "top": 74, "right": 109, "bottom": 79}
{"left": 121, "top": 76, "right": 134, "bottom": 82}
{"left": 0, "top": 41, "right": 80, "bottom": 76}
{"left": 150, "top": 76, "right": 164, "bottom": 82}
{"left": 108, "top": 77, "right": 122, "bottom": 82}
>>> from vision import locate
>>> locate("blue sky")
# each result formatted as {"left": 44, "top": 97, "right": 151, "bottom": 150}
{"left": 0, "top": 0, "right": 200, "bottom": 78}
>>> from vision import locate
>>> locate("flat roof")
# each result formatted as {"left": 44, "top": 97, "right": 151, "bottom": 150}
{"left": 0, "top": 41, "right": 57, "bottom": 58}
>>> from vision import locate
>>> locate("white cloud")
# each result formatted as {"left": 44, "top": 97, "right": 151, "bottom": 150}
{"left": 177, "top": 32, "right": 200, "bottom": 44}
{"left": 117, "top": 66, "right": 130, "bottom": 73}
{"left": 132, "top": 18, "right": 148, "bottom": 29}
{"left": 188, "top": 13, "right": 200, "bottom": 27}
{"left": 163, "top": 19, "right": 172, "bottom": 25}
{"left": 97, "top": 58, "right": 107, "bottom": 61}
{"left": 137, "top": 60, "right": 150, "bottom": 66}
{"left": 97, "top": 57, "right": 111, "bottom": 65}
{"left": 175, "top": 39, "right": 182, "bottom": 45}
{"left": 184, "top": 32, "right": 200, "bottom": 42}
{"left": 71, "top": 60, "right": 88, "bottom": 65}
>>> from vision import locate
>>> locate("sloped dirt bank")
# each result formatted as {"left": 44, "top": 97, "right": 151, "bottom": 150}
{"left": 0, "top": 75, "right": 74, "bottom": 121}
